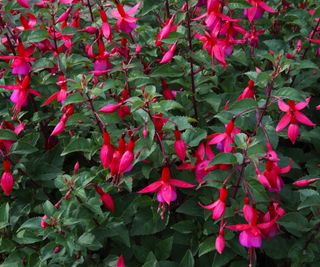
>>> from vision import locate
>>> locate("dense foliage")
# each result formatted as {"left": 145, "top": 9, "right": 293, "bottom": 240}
{"left": 0, "top": 0, "right": 320, "bottom": 266}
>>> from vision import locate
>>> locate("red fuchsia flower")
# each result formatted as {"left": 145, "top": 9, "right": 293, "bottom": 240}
{"left": 260, "top": 202, "right": 285, "bottom": 238}
{"left": 0, "top": 42, "right": 35, "bottom": 75}
{"left": 160, "top": 42, "right": 177, "bottom": 64}
{"left": 155, "top": 16, "right": 178, "bottom": 46}
{"left": 178, "top": 142, "right": 216, "bottom": 183}
{"left": 237, "top": 80, "right": 255, "bottom": 101}
{"left": 138, "top": 166, "right": 194, "bottom": 206}
{"left": 161, "top": 80, "right": 177, "bottom": 100}
{"left": 87, "top": 39, "right": 112, "bottom": 76}
{"left": 0, "top": 121, "right": 24, "bottom": 154}
{"left": 0, "top": 75, "right": 40, "bottom": 115}
{"left": 276, "top": 97, "right": 315, "bottom": 144}
{"left": 207, "top": 120, "right": 240, "bottom": 153}
{"left": 1, "top": 160, "right": 14, "bottom": 196}
{"left": 117, "top": 87, "right": 131, "bottom": 120}
{"left": 111, "top": 2, "right": 141, "bottom": 33}
{"left": 40, "top": 215, "right": 49, "bottom": 229}
{"left": 118, "top": 138, "right": 135, "bottom": 175}
{"left": 293, "top": 178, "right": 320, "bottom": 187}
{"left": 17, "top": 0, "right": 30, "bottom": 8}
{"left": 215, "top": 228, "right": 225, "bottom": 254}
{"left": 244, "top": 0, "right": 276, "bottom": 23}
{"left": 196, "top": 31, "right": 228, "bottom": 70}
{"left": 199, "top": 187, "right": 228, "bottom": 220}
{"left": 174, "top": 129, "right": 186, "bottom": 162}
{"left": 100, "top": 131, "right": 115, "bottom": 169}
{"left": 99, "top": 9, "right": 112, "bottom": 42}
{"left": 244, "top": 26, "right": 265, "bottom": 49}
{"left": 153, "top": 113, "right": 168, "bottom": 139}
{"left": 99, "top": 102, "right": 123, "bottom": 113}
{"left": 17, "top": 12, "right": 36, "bottom": 31}
{"left": 56, "top": 6, "right": 73, "bottom": 24}
{"left": 226, "top": 198, "right": 275, "bottom": 248}
{"left": 95, "top": 186, "right": 115, "bottom": 213}
{"left": 116, "top": 255, "right": 125, "bottom": 267}
{"left": 42, "top": 74, "right": 68, "bottom": 106}
{"left": 110, "top": 136, "right": 126, "bottom": 177}
{"left": 50, "top": 104, "right": 74, "bottom": 136}
{"left": 255, "top": 143, "right": 291, "bottom": 192}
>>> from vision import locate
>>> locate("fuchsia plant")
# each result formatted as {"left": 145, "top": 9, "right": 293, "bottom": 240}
{"left": 0, "top": 0, "right": 320, "bottom": 266}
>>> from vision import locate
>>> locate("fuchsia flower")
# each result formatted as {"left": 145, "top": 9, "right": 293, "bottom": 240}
{"left": 174, "top": 129, "right": 186, "bottom": 162}
{"left": 0, "top": 42, "right": 35, "bottom": 75}
{"left": 17, "top": 0, "right": 30, "bottom": 8}
{"left": 87, "top": 39, "right": 112, "bottom": 76}
{"left": 199, "top": 187, "right": 228, "bottom": 220}
{"left": 0, "top": 122, "right": 24, "bottom": 154}
{"left": 99, "top": 9, "right": 112, "bottom": 42}
{"left": 260, "top": 202, "right": 285, "bottom": 238}
{"left": 207, "top": 120, "right": 240, "bottom": 153}
{"left": 118, "top": 138, "right": 135, "bottom": 175}
{"left": 100, "top": 131, "right": 115, "bottom": 169}
{"left": 255, "top": 143, "right": 291, "bottom": 192}
{"left": 215, "top": 229, "right": 225, "bottom": 254}
{"left": 95, "top": 186, "right": 115, "bottom": 213}
{"left": 244, "top": 0, "right": 276, "bottom": 23}
{"left": 155, "top": 16, "right": 177, "bottom": 46}
{"left": 293, "top": 178, "right": 320, "bottom": 187}
{"left": 40, "top": 215, "right": 49, "bottom": 229}
{"left": 50, "top": 104, "right": 74, "bottom": 136}
{"left": 111, "top": 2, "right": 141, "bottom": 33}
{"left": 161, "top": 80, "right": 177, "bottom": 100}
{"left": 276, "top": 97, "right": 315, "bottom": 144}
{"left": 116, "top": 255, "right": 125, "bottom": 267}
{"left": 237, "top": 80, "right": 255, "bottom": 101}
{"left": 42, "top": 74, "right": 68, "bottom": 106}
{"left": 0, "top": 75, "right": 40, "bottom": 114}
{"left": 160, "top": 42, "right": 177, "bottom": 64}
{"left": 226, "top": 198, "right": 278, "bottom": 248}
{"left": 110, "top": 136, "right": 126, "bottom": 177}
{"left": 17, "top": 12, "right": 36, "bottom": 31}
{"left": 138, "top": 166, "right": 194, "bottom": 205}
{"left": 1, "top": 160, "right": 14, "bottom": 196}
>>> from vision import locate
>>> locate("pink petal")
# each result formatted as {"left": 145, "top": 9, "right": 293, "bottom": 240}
{"left": 116, "top": 255, "right": 125, "bottom": 267}
{"left": 239, "top": 230, "right": 262, "bottom": 248}
{"left": 288, "top": 124, "right": 299, "bottom": 144}
{"left": 1, "top": 172, "right": 14, "bottom": 196}
{"left": 212, "top": 201, "right": 225, "bottom": 220}
{"left": 174, "top": 139, "right": 186, "bottom": 162}
{"left": 295, "top": 97, "right": 310, "bottom": 110}
{"left": 101, "top": 193, "right": 115, "bottom": 213}
{"left": 118, "top": 151, "right": 134, "bottom": 174}
{"left": 276, "top": 114, "right": 291, "bottom": 132}
{"left": 99, "top": 103, "right": 122, "bottom": 113}
{"left": 215, "top": 234, "right": 225, "bottom": 254}
{"left": 160, "top": 184, "right": 174, "bottom": 205}
{"left": 127, "top": 2, "right": 141, "bottom": 15}
{"left": 17, "top": 0, "right": 30, "bottom": 8}
{"left": 208, "top": 133, "right": 226, "bottom": 145}
{"left": 278, "top": 100, "right": 289, "bottom": 112}
{"left": 226, "top": 224, "right": 251, "bottom": 231}
{"left": 258, "top": 1, "right": 276, "bottom": 13}
{"left": 280, "top": 159, "right": 292, "bottom": 174}
{"left": 295, "top": 111, "right": 315, "bottom": 126}
{"left": 138, "top": 181, "right": 162, "bottom": 193}
{"left": 170, "top": 179, "right": 194, "bottom": 188}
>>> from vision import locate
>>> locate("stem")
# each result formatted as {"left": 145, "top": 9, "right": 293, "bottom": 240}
{"left": 165, "top": 0, "right": 170, "bottom": 19}
{"left": 185, "top": 0, "right": 198, "bottom": 121}
{"left": 85, "top": 92, "right": 105, "bottom": 133}
{"left": 87, "top": 0, "right": 95, "bottom": 23}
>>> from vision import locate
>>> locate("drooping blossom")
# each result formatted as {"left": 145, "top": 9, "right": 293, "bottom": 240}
{"left": 215, "top": 228, "right": 225, "bottom": 254}
{"left": 87, "top": 39, "right": 112, "bottom": 76}
{"left": 0, "top": 75, "right": 40, "bottom": 114}
{"left": 138, "top": 167, "right": 194, "bottom": 211}
{"left": 226, "top": 198, "right": 276, "bottom": 248}
{"left": 1, "top": 160, "right": 14, "bottom": 196}
{"left": 255, "top": 143, "right": 291, "bottom": 192}
{"left": 293, "top": 178, "right": 320, "bottom": 187}
{"left": 17, "top": 12, "right": 36, "bottom": 31}
{"left": 155, "top": 16, "right": 177, "bottom": 46}
{"left": 0, "top": 42, "right": 35, "bottom": 75}
{"left": 174, "top": 129, "right": 186, "bottom": 162}
{"left": 237, "top": 80, "right": 255, "bottom": 101}
{"left": 199, "top": 187, "right": 228, "bottom": 220}
{"left": 276, "top": 97, "right": 315, "bottom": 144}
{"left": 161, "top": 80, "right": 177, "bottom": 100}
{"left": 244, "top": 0, "right": 276, "bottom": 23}
{"left": 111, "top": 2, "right": 141, "bottom": 33}
{"left": 17, "top": 0, "right": 30, "bottom": 8}
{"left": 244, "top": 26, "right": 265, "bottom": 49}
{"left": 99, "top": 9, "right": 112, "bottom": 42}
{"left": 42, "top": 74, "right": 68, "bottom": 106}
{"left": 160, "top": 42, "right": 177, "bottom": 64}
{"left": 95, "top": 186, "right": 115, "bottom": 213}
{"left": 153, "top": 113, "right": 168, "bottom": 139}
{"left": 56, "top": 6, "right": 73, "bottom": 24}
{"left": 100, "top": 131, "right": 115, "bottom": 169}
{"left": 50, "top": 104, "right": 74, "bottom": 136}
{"left": 207, "top": 120, "right": 240, "bottom": 153}
{"left": 118, "top": 138, "right": 135, "bottom": 175}
{"left": 116, "top": 255, "right": 125, "bottom": 267}
{"left": 260, "top": 202, "right": 285, "bottom": 238}
{"left": 110, "top": 135, "right": 126, "bottom": 177}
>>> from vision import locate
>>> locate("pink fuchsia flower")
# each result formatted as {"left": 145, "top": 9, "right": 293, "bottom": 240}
{"left": 293, "top": 178, "right": 320, "bottom": 187}
{"left": 155, "top": 16, "right": 177, "bottom": 46}
{"left": 100, "top": 131, "right": 115, "bottom": 169}
{"left": 276, "top": 97, "right": 315, "bottom": 144}
{"left": 1, "top": 160, "right": 14, "bottom": 196}
{"left": 0, "top": 121, "right": 24, "bottom": 154}
{"left": 50, "top": 104, "right": 74, "bottom": 136}
{"left": 17, "top": 0, "right": 30, "bottom": 8}
{"left": 99, "top": 9, "right": 112, "bottom": 42}
{"left": 160, "top": 42, "right": 177, "bottom": 64}
{"left": 95, "top": 186, "right": 115, "bottom": 213}
{"left": 111, "top": 2, "right": 141, "bottom": 33}
{"left": 174, "top": 129, "right": 186, "bottom": 162}
{"left": 237, "top": 80, "right": 255, "bottom": 101}
{"left": 161, "top": 80, "right": 177, "bottom": 100}
{"left": 207, "top": 120, "right": 240, "bottom": 153}
{"left": 226, "top": 198, "right": 275, "bottom": 248}
{"left": 260, "top": 202, "right": 285, "bottom": 238}
{"left": 42, "top": 74, "right": 68, "bottom": 106}
{"left": 0, "top": 75, "right": 40, "bottom": 115}
{"left": 0, "top": 42, "right": 35, "bottom": 75}
{"left": 138, "top": 166, "right": 194, "bottom": 205}
{"left": 116, "top": 255, "right": 125, "bottom": 267}
{"left": 118, "top": 138, "right": 135, "bottom": 175}
{"left": 17, "top": 12, "right": 36, "bottom": 31}
{"left": 87, "top": 39, "right": 112, "bottom": 76}
{"left": 244, "top": 0, "right": 276, "bottom": 23}
{"left": 199, "top": 187, "right": 228, "bottom": 220}
{"left": 215, "top": 229, "right": 225, "bottom": 254}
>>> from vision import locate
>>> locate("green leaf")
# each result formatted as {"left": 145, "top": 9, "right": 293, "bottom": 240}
{"left": 272, "top": 87, "right": 307, "bottom": 102}
{"left": 0, "top": 203, "right": 9, "bottom": 229}
{"left": 0, "top": 129, "right": 17, "bottom": 141}
{"left": 171, "top": 220, "right": 195, "bottom": 234}
{"left": 63, "top": 92, "right": 84, "bottom": 106}
{"left": 10, "top": 141, "right": 38, "bottom": 155}
{"left": 278, "top": 212, "right": 310, "bottom": 236}
{"left": 17, "top": 217, "right": 42, "bottom": 231}
{"left": 198, "top": 236, "right": 215, "bottom": 256}
{"left": 78, "top": 232, "right": 95, "bottom": 247}
{"left": 179, "top": 250, "right": 194, "bottom": 267}
{"left": 61, "top": 137, "right": 92, "bottom": 156}
{"left": 155, "top": 237, "right": 173, "bottom": 260}
{"left": 22, "top": 29, "right": 49, "bottom": 43}
{"left": 208, "top": 153, "right": 237, "bottom": 167}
